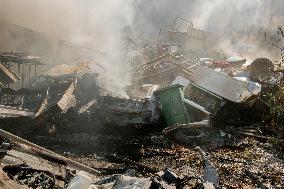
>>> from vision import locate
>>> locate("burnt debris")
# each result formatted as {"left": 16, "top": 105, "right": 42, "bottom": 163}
{"left": 0, "top": 16, "right": 283, "bottom": 189}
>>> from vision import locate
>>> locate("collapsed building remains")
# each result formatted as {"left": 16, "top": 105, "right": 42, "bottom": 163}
{"left": 0, "top": 16, "right": 283, "bottom": 189}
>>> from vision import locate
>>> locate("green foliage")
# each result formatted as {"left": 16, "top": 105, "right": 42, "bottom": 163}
{"left": 262, "top": 85, "right": 284, "bottom": 128}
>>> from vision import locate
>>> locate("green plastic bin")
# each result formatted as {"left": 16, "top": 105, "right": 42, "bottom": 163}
{"left": 154, "top": 84, "right": 190, "bottom": 127}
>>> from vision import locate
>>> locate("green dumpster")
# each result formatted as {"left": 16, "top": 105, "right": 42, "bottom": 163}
{"left": 154, "top": 84, "right": 190, "bottom": 127}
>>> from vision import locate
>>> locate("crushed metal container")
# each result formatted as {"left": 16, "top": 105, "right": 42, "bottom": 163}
{"left": 154, "top": 84, "right": 190, "bottom": 127}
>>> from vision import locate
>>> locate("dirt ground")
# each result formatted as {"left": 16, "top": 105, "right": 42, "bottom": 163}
{"left": 29, "top": 130, "right": 284, "bottom": 188}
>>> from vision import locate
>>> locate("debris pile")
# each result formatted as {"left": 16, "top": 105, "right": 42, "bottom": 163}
{"left": 0, "top": 16, "right": 283, "bottom": 189}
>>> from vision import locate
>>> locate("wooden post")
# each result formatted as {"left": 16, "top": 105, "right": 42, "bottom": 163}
{"left": 21, "top": 72, "right": 24, "bottom": 88}
{"left": 18, "top": 63, "right": 21, "bottom": 90}
{"left": 28, "top": 64, "right": 31, "bottom": 80}
{"left": 17, "top": 63, "right": 20, "bottom": 75}
{"left": 34, "top": 64, "right": 37, "bottom": 76}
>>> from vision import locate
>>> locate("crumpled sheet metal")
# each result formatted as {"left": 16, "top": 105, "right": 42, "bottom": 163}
{"left": 190, "top": 66, "right": 261, "bottom": 102}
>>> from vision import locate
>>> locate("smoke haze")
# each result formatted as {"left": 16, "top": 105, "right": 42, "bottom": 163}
{"left": 0, "top": 0, "right": 283, "bottom": 93}
{"left": 0, "top": 0, "right": 135, "bottom": 54}
{"left": 1, "top": 0, "right": 283, "bottom": 53}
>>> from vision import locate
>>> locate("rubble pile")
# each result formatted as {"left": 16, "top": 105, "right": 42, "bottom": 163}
{"left": 0, "top": 17, "right": 283, "bottom": 189}
{"left": 1, "top": 128, "right": 282, "bottom": 188}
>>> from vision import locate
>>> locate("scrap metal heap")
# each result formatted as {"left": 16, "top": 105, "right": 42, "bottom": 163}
{"left": 0, "top": 18, "right": 283, "bottom": 189}
{"left": 131, "top": 52, "right": 198, "bottom": 87}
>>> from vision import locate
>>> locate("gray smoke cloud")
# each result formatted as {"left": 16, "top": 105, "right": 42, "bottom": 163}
{"left": 0, "top": 0, "right": 136, "bottom": 54}
{"left": 1, "top": 0, "right": 283, "bottom": 53}
{"left": 0, "top": 0, "right": 138, "bottom": 94}
{"left": 132, "top": 0, "right": 283, "bottom": 35}
{"left": 0, "top": 0, "right": 283, "bottom": 74}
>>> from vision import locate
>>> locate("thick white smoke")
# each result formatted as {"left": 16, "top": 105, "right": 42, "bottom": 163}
{"left": 0, "top": 0, "right": 283, "bottom": 89}
{"left": 191, "top": 0, "right": 273, "bottom": 35}
{"left": 0, "top": 0, "right": 137, "bottom": 95}
{"left": 0, "top": 0, "right": 135, "bottom": 54}
{"left": 1, "top": 0, "right": 283, "bottom": 52}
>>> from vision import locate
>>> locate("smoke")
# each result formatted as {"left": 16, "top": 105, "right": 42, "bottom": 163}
{"left": 191, "top": 0, "right": 269, "bottom": 34}
{"left": 189, "top": 0, "right": 283, "bottom": 60}
{"left": 1, "top": 0, "right": 283, "bottom": 53}
{"left": 0, "top": 0, "right": 136, "bottom": 54}
{"left": 0, "top": 0, "right": 283, "bottom": 81}
{"left": 0, "top": 0, "right": 138, "bottom": 94}
{"left": 132, "top": 0, "right": 283, "bottom": 36}
{"left": 132, "top": 0, "right": 283, "bottom": 58}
